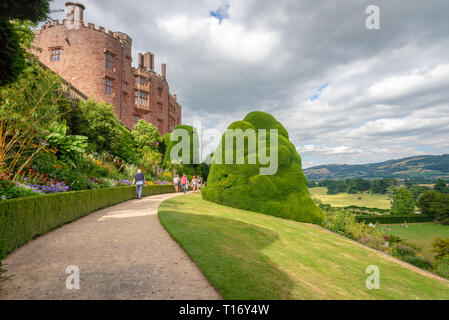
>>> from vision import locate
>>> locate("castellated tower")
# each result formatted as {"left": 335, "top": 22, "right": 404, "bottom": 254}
{"left": 32, "top": 2, "right": 182, "bottom": 134}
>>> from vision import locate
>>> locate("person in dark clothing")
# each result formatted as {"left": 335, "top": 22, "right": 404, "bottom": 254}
{"left": 133, "top": 169, "right": 145, "bottom": 199}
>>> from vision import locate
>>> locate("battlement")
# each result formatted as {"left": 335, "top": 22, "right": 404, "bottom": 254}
{"left": 34, "top": 19, "right": 132, "bottom": 44}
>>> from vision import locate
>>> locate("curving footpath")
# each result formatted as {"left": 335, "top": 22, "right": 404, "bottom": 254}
{"left": 0, "top": 193, "right": 221, "bottom": 300}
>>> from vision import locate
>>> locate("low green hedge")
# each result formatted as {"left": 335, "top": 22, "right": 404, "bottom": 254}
{"left": 355, "top": 214, "right": 433, "bottom": 224}
{"left": 0, "top": 185, "right": 174, "bottom": 254}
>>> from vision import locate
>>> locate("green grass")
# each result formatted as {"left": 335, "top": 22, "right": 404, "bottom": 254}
{"left": 310, "top": 187, "right": 391, "bottom": 209}
{"left": 159, "top": 194, "right": 449, "bottom": 300}
{"left": 379, "top": 223, "right": 449, "bottom": 261}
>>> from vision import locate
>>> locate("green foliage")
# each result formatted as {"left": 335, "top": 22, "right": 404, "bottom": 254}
{"left": 71, "top": 99, "right": 136, "bottom": 163}
{"left": 0, "top": 61, "right": 69, "bottom": 177}
{"left": 0, "top": 0, "right": 50, "bottom": 22}
{"left": 202, "top": 111, "right": 323, "bottom": 225}
{"left": 323, "top": 208, "right": 386, "bottom": 250}
{"left": 46, "top": 120, "right": 88, "bottom": 166}
{"left": 432, "top": 238, "right": 449, "bottom": 261}
{"left": 400, "top": 255, "right": 433, "bottom": 270}
{"left": 392, "top": 244, "right": 417, "bottom": 257}
{"left": 0, "top": 178, "right": 38, "bottom": 200}
{"left": 0, "top": 185, "right": 174, "bottom": 254}
{"left": 391, "top": 188, "right": 415, "bottom": 215}
{"left": 0, "top": 0, "right": 50, "bottom": 86}
{"left": 436, "top": 256, "right": 449, "bottom": 278}
{"left": 434, "top": 179, "right": 447, "bottom": 193}
{"left": 418, "top": 190, "right": 449, "bottom": 223}
{"left": 162, "top": 124, "right": 199, "bottom": 167}
{"left": 0, "top": 238, "right": 10, "bottom": 288}
{"left": 355, "top": 214, "right": 433, "bottom": 224}
{"left": 131, "top": 120, "right": 163, "bottom": 170}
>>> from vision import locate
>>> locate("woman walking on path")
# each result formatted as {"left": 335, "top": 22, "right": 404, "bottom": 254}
{"left": 173, "top": 175, "right": 180, "bottom": 192}
{"left": 133, "top": 169, "right": 145, "bottom": 199}
{"left": 192, "top": 175, "right": 197, "bottom": 192}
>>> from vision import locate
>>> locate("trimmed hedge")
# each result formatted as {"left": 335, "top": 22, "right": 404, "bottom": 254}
{"left": 355, "top": 214, "right": 433, "bottom": 224}
{"left": 202, "top": 111, "right": 323, "bottom": 225}
{"left": 0, "top": 185, "right": 174, "bottom": 254}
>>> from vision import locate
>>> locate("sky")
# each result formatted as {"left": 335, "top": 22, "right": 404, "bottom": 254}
{"left": 47, "top": 0, "right": 449, "bottom": 168}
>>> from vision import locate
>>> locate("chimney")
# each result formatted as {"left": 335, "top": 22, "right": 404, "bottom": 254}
{"left": 65, "top": 2, "right": 85, "bottom": 29}
{"left": 138, "top": 53, "right": 144, "bottom": 69}
{"left": 161, "top": 63, "right": 166, "bottom": 80}
{"left": 150, "top": 53, "right": 154, "bottom": 71}
{"left": 143, "top": 52, "right": 151, "bottom": 70}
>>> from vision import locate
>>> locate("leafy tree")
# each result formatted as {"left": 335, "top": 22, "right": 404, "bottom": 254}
{"left": 418, "top": 190, "right": 442, "bottom": 217}
{"left": 131, "top": 120, "right": 163, "bottom": 174}
{"left": 327, "top": 181, "right": 339, "bottom": 195}
{"left": 0, "top": 0, "right": 51, "bottom": 86}
{"left": 71, "top": 99, "right": 137, "bottom": 163}
{"left": 408, "top": 184, "right": 430, "bottom": 202}
{"left": 391, "top": 188, "right": 415, "bottom": 215}
{"left": 435, "top": 179, "right": 447, "bottom": 193}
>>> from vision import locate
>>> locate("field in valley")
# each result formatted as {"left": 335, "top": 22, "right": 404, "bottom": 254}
{"left": 309, "top": 187, "right": 391, "bottom": 209}
{"left": 379, "top": 223, "right": 449, "bottom": 261}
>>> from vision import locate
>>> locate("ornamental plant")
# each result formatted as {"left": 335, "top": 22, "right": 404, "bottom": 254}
{"left": 202, "top": 111, "right": 323, "bottom": 225}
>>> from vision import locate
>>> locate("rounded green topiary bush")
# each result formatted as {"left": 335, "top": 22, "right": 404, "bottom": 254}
{"left": 202, "top": 111, "right": 323, "bottom": 225}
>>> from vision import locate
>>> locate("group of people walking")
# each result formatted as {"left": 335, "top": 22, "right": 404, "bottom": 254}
{"left": 173, "top": 174, "right": 203, "bottom": 193}
{"left": 132, "top": 169, "right": 204, "bottom": 200}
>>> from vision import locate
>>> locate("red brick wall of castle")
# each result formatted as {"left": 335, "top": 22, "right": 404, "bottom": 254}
{"left": 32, "top": 2, "right": 182, "bottom": 135}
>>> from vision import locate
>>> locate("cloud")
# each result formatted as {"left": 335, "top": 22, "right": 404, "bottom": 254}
{"left": 46, "top": 0, "right": 449, "bottom": 167}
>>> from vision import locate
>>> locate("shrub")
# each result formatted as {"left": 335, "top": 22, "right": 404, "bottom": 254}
{"left": 0, "top": 239, "right": 10, "bottom": 288}
{"left": 355, "top": 214, "right": 433, "bottom": 224}
{"left": 392, "top": 244, "right": 416, "bottom": 257}
{"left": 323, "top": 208, "right": 386, "bottom": 251}
{"left": 0, "top": 185, "right": 174, "bottom": 253}
{"left": 436, "top": 257, "right": 449, "bottom": 278}
{"left": 400, "top": 255, "right": 433, "bottom": 270}
{"left": 202, "top": 111, "right": 323, "bottom": 225}
{"left": 432, "top": 238, "right": 449, "bottom": 261}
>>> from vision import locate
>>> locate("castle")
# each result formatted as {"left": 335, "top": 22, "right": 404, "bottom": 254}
{"left": 32, "top": 2, "right": 182, "bottom": 135}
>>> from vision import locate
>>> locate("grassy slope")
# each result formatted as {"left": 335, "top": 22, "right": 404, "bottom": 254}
{"left": 159, "top": 194, "right": 449, "bottom": 300}
{"left": 379, "top": 223, "right": 449, "bottom": 261}
{"left": 310, "top": 187, "right": 391, "bottom": 209}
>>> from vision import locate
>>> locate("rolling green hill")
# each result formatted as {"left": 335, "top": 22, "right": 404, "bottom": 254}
{"left": 304, "top": 154, "right": 449, "bottom": 181}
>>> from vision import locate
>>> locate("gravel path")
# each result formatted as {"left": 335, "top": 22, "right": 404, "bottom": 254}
{"left": 0, "top": 193, "right": 221, "bottom": 300}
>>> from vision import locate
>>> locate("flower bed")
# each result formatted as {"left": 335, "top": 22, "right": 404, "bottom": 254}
{"left": 0, "top": 184, "right": 174, "bottom": 254}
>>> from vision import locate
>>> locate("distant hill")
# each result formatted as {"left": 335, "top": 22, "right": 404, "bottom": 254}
{"left": 304, "top": 154, "right": 449, "bottom": 181}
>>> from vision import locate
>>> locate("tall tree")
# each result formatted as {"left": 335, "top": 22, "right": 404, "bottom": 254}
{"left": 0, "top": 0, "right": 51, "bottom": 86}
{"left": 391, "top": 188, "right": 415, "bottom": 215}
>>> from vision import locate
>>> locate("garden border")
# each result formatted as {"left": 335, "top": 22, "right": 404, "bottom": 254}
{"left": 0, "top": 185, "right": 174, "bottom": 254}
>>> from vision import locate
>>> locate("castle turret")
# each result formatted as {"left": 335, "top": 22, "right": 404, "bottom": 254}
{"left": 65, "top": 2, "right": 85, "bottom": 29}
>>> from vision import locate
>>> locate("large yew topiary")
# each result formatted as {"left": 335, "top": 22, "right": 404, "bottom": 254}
{"left": 202, "top": 111, "right": 323, "bottom": 225}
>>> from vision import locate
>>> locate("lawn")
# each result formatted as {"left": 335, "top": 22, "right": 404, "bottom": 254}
{"left": 379, "top": 223, "right": 449, "bottom": 261}
{"left": 309, "top": 187, "right": 391, "bottom": 209}
{"left": 159, "top": 193, "right": 449, "bottom": 300}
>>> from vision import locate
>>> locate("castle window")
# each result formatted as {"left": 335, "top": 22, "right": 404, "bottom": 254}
{"left": 51, "top": 47, "right": 62, "bottom": 62}
{"left": 104, "top": 78, "right": 113, "bottom": 96}
{"left": 139, "top": 91, "right": 148, "bottom": 106}
{"left": 140, "top": 77, "right": 149, "bottom": 87}
{"left": 135, "top": 76, "right": 138, "bottom": 87}
{"left": 134, "top": 90, "right": 138, "bottom": 105}
{"left": 105, "top": 52, "right": 114, "bottom": 71}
